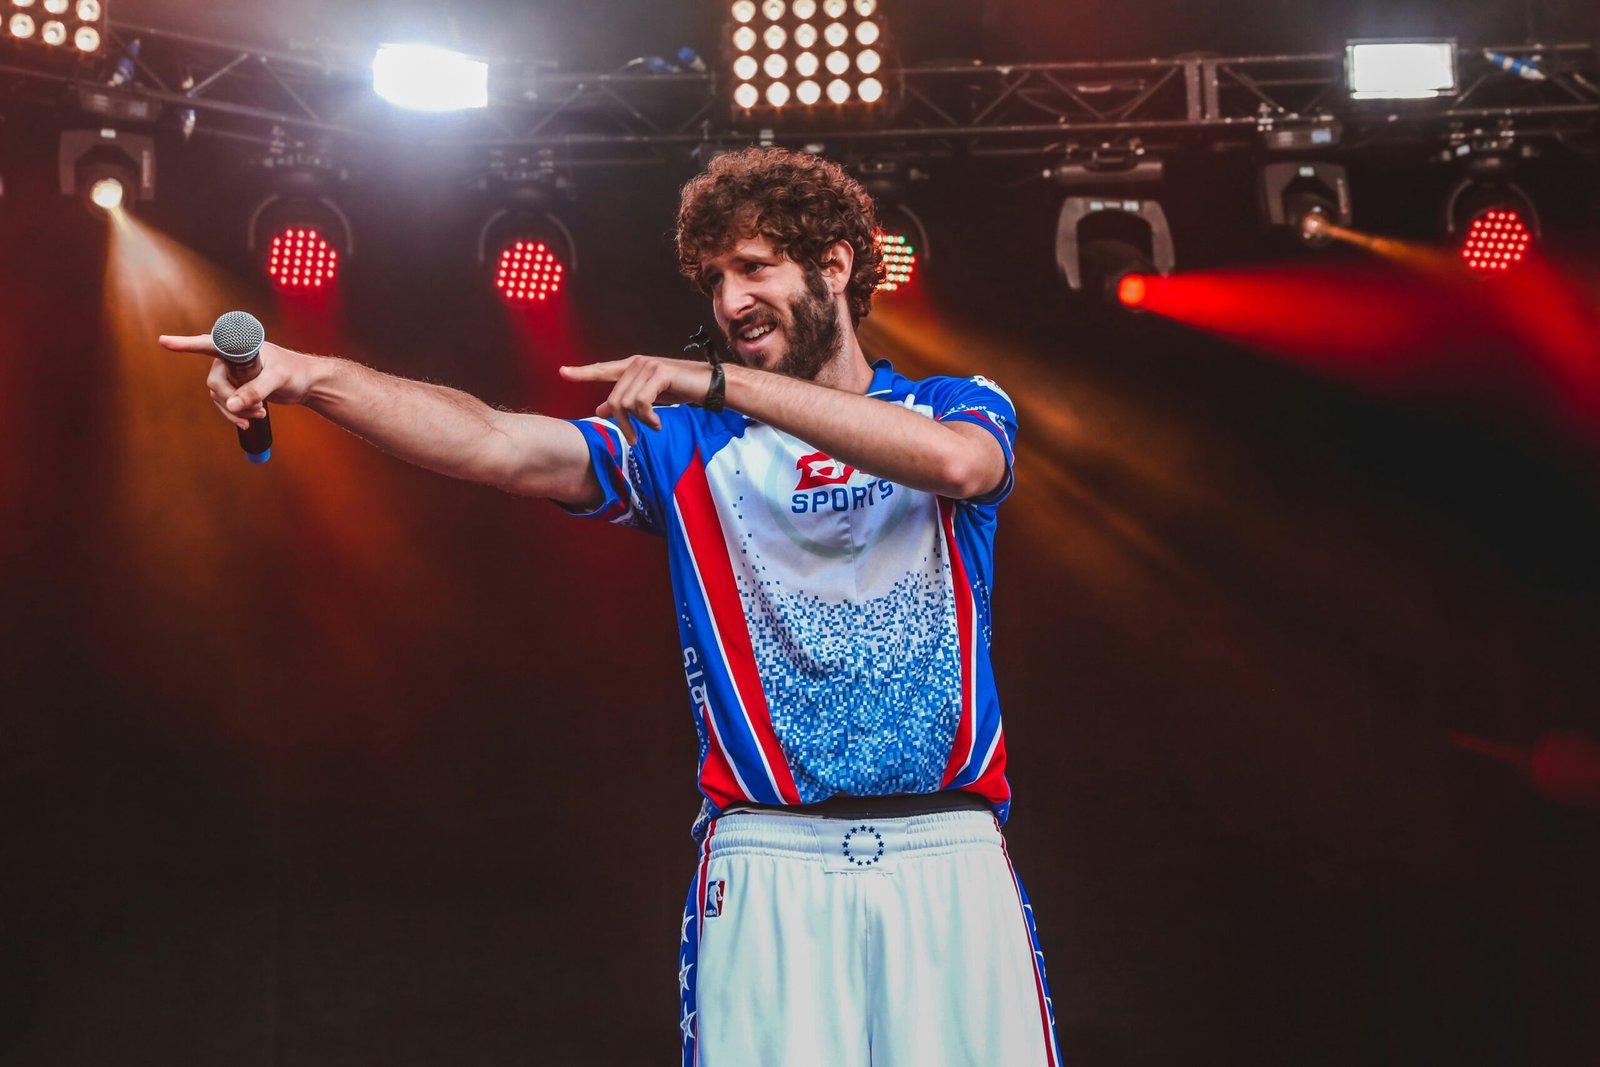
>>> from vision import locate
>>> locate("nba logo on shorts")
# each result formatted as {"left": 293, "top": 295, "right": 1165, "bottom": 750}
{"left": 704, "top": 880, "right": 726, "bottom": 918}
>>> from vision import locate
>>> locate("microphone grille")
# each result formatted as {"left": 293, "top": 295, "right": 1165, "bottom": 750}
{"left": 211, "top": 311, "right": 266, "bottom": 363}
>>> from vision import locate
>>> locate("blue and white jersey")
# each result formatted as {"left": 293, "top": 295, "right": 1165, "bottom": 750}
{"left": 566, "top": 359, "right": 1018, "bottom": 838}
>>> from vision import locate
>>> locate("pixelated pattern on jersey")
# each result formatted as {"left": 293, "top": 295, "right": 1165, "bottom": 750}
{"left": 973, "top": 571, "right": 996, "bottom": 647}
{"left": 738, "top": 568, "right": 963, "bottom": 801}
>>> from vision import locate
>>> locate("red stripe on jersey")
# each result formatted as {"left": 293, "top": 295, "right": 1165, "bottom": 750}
{"left": 939, "top": 499, "right": 978, "bottom": 787}
{"left": 674, "top": 453, "right": 802, "bottom": 805}
{"left": 966, "top": 729, "right": 1011, "bottom": 806}
{"left": 597, "top": 421, "right": 619, "bottom": 460}
{"left": 698, "top": 699, "right": 749, "bottom": 810}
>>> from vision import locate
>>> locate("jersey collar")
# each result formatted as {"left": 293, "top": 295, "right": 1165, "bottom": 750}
{"left": 866, "top": 358, "right": 897, "bottom": 398}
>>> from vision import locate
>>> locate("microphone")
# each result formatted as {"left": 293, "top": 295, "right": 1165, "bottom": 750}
{"left": 211, "top": 311, "right": 273, "bottom": 464}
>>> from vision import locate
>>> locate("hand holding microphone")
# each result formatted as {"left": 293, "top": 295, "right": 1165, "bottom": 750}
{"left": 159, "top": 312, "right": 317, "bottom": 463}
{"left": 212, "top": 311, "right": 273, "bottom": 463}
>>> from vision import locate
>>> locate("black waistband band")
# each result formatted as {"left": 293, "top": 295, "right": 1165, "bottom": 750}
{"left": 722, "top": 790, "right": 992, "bottom": 820}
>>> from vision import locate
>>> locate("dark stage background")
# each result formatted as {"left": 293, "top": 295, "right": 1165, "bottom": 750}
{"left": 4, "top": 1, "right": 1600, "bottom": 1064}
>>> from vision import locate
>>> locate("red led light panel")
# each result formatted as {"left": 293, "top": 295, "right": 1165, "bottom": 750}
{"left": 875, "top": 231, "right": 916, "bottom": 293}
{"left": 1460, "top": 209, "right": 1532, "bottom": 276}
{"left": 496, "top": 240, "right": 565, "bottom": 303}
{"left": 267, "top": 228, "right": 338, "bottom": 290}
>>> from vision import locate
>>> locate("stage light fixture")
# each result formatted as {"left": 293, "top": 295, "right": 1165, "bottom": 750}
{"left": 1055, "top": 197, "right": 1175, "bottom": 303}
{"left": 265, "top": 227, "right": 339, "bottom": 290}
{"left": 1444, "top": 178, "right": 1540, "bottom": 277}
{"left": 479, "top": 209, "right": 575, "bottom": 306}
{"left": 1260, "top": 162, "right": 1352, "bottom": 247}
{"left": 248, "top": 194, "right": 353, "bottom": 292}
{"left": 723, "top": 0, "right": 895, "bottom": 120}
{"left": 4, "top": 0, "right": 102, "bottom": 52}
{"left": 372, "top": 44, "right": 489, "bottom": 112}
{"left": 58, "top": 128, "right": 154, "bottom": 215}
{"left": 1346, "top": 40, "right": 1457, "bottom": 100}
{"left": 874, "top": 203, "right": 928, "bottom": 295}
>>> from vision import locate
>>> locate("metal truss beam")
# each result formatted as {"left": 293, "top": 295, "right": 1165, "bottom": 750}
{"left": 0, "top": 23, "right": 1594, "bottom": 167}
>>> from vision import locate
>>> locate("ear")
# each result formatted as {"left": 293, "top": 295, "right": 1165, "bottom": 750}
{"left": 819, "top": 239, "right": 854, "bottom": 296}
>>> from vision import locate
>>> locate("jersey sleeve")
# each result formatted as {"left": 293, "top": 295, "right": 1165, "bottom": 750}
{"left": 928, "top": 374, "right": 1019, "bottom": 506}
{"left": 559, "top": 416, "right": 668, "bottom": 535}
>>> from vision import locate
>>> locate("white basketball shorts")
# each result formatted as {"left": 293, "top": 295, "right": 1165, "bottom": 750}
{"left": 675, "top": 808, "right": 1062, "bottom": 1066}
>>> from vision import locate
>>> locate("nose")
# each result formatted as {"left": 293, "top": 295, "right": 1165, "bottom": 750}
{"left": 716, "top": 274, "right": 756, "bottom": 324}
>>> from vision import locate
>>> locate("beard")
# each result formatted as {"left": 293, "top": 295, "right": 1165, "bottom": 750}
{"left": 723, "top": 267, "right": 842, "bottom": 382}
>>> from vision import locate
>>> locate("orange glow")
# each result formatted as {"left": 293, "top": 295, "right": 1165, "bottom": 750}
{"left": 100, "top": 213, "right": 451, "bottom": 748}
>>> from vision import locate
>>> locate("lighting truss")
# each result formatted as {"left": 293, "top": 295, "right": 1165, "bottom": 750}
{"left": 0, "top": 24, "right": 1593, "bottom": 168}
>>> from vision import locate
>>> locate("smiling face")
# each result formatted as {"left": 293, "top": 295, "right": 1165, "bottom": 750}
{"left": 701, "top": 236, "right": 845, "bottom": 382}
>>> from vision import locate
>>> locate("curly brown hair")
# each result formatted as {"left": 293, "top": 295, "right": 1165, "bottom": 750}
{"left": 676, "top": 147, "right": 884, "bottom": 325}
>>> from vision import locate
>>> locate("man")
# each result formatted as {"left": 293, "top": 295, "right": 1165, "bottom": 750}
{"left": 162, "top": 147, "right": 1060, "bottom": 1065}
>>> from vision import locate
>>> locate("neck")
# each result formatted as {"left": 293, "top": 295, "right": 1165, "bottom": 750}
{"left": 811, "top": 309, "right": 874, "bottom": 394}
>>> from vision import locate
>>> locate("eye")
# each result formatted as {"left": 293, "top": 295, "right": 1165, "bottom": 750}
{"left": 745, "top": 261, "right": 767, "bottom": 275}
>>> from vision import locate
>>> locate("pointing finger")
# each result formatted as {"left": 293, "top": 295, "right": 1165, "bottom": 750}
{"left": 159, "top": 334, "right": 218, "bottom": 355}
{"left": 560, "top": 361, "right": 629, "bottom": 382}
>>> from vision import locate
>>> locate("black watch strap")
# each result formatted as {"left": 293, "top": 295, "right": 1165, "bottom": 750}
{"left": 684, "top": 325, "right": 727, "bottom": 413}
{"left": 703, "top": 362, "right": 727, "bottom": 413}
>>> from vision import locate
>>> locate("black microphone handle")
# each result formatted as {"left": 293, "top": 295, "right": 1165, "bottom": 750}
{"left": 225, "top": 356, "right": 274, "bottom": 462}
{"left": 236, "top": 406, "right": 273, "bottom": 458}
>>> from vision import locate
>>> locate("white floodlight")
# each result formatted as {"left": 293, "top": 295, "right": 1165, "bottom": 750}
{"left": 1346, "top": 40, "right": 1457, "bottom": 100}
{"left": 372, "top": 44, "right": 489, "bottom": 112}
{"left": 89, "top": 176, "right": 125, "bottom": 211}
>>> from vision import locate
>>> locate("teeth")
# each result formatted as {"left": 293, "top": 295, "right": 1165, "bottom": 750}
{"left": 741, "top": 324, "right": 774, "bottom": 342}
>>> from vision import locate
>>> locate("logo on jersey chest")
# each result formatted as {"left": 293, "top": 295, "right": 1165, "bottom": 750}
{"left": 790, "top": 450, "right": 895, "bottom": 515}
{"left": 795, "top": 451, "right": 855, "bottom": 490}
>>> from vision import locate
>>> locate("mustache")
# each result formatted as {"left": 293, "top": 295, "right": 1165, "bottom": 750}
{"left": 726, "top": 309, "right": 781, "bottom": 341}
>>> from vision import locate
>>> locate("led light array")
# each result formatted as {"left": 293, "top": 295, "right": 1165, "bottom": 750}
{"left": 496, "top": 240, "right": 565, "bottom": 303}
{"left": 876, "top": 231, "right": 915, "bottom": 291}
{"left": 1460, "top": 209, "right": 1530, "bottom": 274}
{"left": 268, "top": 228, "right": 339, "bottom": 290}
{"left": 728, "top": 0, "right": 886, "bottom": 110}
{"left": 5, "top": 0, "right": 105, "bottom": 52}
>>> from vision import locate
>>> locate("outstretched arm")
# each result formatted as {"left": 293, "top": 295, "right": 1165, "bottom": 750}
{"left": 560, "top": 357, "right": 1007, "bottom": 501}
{"left": 160, "top": 334, "right": 603, "bottom": 508}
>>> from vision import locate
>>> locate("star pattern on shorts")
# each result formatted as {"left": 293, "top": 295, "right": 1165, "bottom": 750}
{"left": 680, "top": 1007, "right": 697, "bottom": 1044}
{"left": 678, "top": 959, "right": 694, "bottom": 993}
{"left": 681, "top": 908, "right": 693, "bottom": 943}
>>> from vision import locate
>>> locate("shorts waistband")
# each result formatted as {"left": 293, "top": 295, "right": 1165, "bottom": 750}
{"left": 704, "top": 808, "right": 1001, "bottom": 871}
{"left": 723, "top": 789, "right": 992, "bottom": 820}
